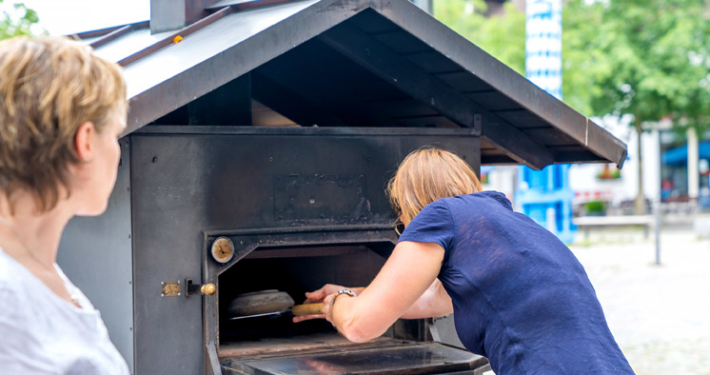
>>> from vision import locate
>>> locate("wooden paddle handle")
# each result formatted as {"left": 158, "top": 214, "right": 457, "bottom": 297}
{"left": 291, "top": 303, "right": 324, "bottom": 316}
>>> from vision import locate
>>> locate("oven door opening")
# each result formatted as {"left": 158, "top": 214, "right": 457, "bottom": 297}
{"left": 218, "top": 244, "right": 387, "bottom": 351}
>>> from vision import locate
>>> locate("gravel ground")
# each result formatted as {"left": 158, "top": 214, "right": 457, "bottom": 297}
{"left": 569, "top": 227, "right": 710, "bottom": 375}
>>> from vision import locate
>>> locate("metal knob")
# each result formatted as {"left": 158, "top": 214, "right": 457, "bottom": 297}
{"left": 201, "top": 283, "right": 216, "bottom": 296}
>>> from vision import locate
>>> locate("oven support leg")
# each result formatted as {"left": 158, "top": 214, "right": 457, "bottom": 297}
{"left": 205, "top": 342, "right": 222, "bottom": 375}
{"left": 429, "top": 315, "right": 466, "bottom": 349}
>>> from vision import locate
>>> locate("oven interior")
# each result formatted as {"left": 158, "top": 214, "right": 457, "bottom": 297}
{"left": 218, "top": 244, "right": 387, "bottom": 344}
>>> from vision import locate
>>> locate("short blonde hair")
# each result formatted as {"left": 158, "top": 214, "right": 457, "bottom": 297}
{"left": 387, "top": 148, "right": 482, "bottom": 225}
{"left": 0, "top": 36, "right": 126, "bottom": 212}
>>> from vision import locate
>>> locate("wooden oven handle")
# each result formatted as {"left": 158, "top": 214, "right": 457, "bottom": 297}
{"left": 291, "top": 303, "right": 324, "bottom": 316}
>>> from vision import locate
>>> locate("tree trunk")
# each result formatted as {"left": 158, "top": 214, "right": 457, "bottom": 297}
{"left": 634, "top": 120, "right": 646, "bottom": 215}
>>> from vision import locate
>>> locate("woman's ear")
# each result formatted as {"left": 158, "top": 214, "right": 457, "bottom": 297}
{"left": 74, "top": 121, "right": 96, "bottom": 162}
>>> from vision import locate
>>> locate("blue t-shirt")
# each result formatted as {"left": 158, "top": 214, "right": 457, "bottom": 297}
{"left": 398, "top": 191, "right": 634, "bottom": 375}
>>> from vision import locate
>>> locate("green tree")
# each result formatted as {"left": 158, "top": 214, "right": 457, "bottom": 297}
{"left": 1, "top": 0, "right": 39, "bottom": 39}
{"left": 435, "top": 0, "right": 526, "bottom": 75}
{"left": 435, "top": 0, "right": 710, "bottom": 214}
{"left": 565, "top": 0, "right": 710, "bottom": 213}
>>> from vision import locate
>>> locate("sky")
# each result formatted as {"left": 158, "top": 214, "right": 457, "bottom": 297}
{"left": 22, "top": 0, "right": 150, "bottom": 35}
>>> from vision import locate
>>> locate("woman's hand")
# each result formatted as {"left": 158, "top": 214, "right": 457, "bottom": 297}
{"left": 293, "top": 284, "right": 361, "bottom": 323}
{"left": 303, "top": 284, "right": 346, "bottom": 304}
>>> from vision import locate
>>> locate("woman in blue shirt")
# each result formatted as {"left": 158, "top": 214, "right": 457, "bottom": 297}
{"left": 297, "top": 147, "right": 634, "bottom": 374}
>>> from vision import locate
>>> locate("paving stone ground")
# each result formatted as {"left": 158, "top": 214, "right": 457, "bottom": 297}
{"left": 569, "top": 227, "right": 710, "bottom": 375}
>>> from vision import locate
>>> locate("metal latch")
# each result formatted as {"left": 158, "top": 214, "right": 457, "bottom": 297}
{"left": 185, "top": 279, "right": 216, "bottom": 297}
{"left": 161, "top": 280, "right": 216, "bottom": 297}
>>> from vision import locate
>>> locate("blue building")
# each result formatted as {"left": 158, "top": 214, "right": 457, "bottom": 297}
{"left": 515, "top": 165, "right": 576, "bottom": 243}
{"left": 516, "top": 0, "right": 577, "bottom": 244}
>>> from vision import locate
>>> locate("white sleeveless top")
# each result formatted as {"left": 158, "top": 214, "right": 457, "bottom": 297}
{"left": 0, "top": 248, "right": 129, "bottom": 375}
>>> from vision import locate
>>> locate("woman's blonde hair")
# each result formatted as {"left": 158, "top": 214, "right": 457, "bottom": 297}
{"left": 0, "top": 36, "right": 126, "bottom": 212}
{"left": 387, "top": 147, "right": 482, "bottom": 226}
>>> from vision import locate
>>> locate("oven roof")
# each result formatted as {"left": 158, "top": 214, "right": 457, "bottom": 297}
{"left": 82, "top": 0, "right": 626, "bottom": 170}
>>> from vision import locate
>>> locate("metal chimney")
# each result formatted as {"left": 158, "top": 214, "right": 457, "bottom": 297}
{"left": 410, "top": 0, "right": 432, "bottom": 14}
{"left": 150, "top": 0, "right": 218, "bottom": 33}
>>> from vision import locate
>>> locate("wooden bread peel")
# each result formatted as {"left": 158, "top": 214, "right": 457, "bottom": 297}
{"left": 229, "top": 289, "right": 323, "bottom": 320}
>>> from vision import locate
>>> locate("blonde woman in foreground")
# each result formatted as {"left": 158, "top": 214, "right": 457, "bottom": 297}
{"left": 297, "top": 148, "right": 635, "bottom": 375}
{"left": 0, "top": 37, "right": 129, "bottom": 374}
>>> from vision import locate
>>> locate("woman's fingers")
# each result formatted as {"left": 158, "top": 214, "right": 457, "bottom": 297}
{"left": 293, "top": 299, "right": 330, "bottom": 323}
{"left": 296, "top": 285, "right": 351, "bottom": 324}
{"left": 292, "top": 314, "right": 325, "bottom": 323}
{"left": 304, "top": 284, "right": 345, "bottom": 302}
{"left": 304, "top": 286, "right": 327, "bottom": 301}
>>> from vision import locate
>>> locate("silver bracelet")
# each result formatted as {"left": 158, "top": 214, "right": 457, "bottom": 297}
{"left": 330, "top": 288, "right": 356, "bottom": 311}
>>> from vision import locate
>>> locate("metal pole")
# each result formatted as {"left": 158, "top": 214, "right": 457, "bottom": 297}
{"left": 687, "top": 127, "right": 699, "bottom": 203}
{"left": 654, "top": 129, "right": 662, "bottom": 265}
{"left": 654, "top": 195, "right": 661, "bottom": 265}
